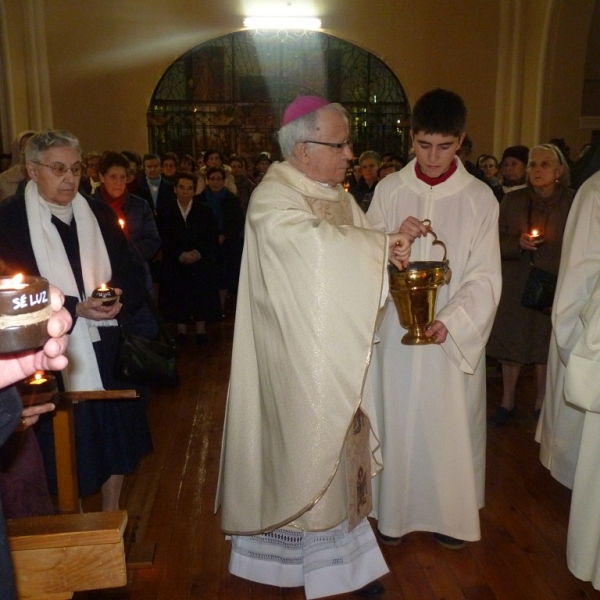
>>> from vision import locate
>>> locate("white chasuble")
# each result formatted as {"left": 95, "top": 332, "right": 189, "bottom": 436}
{"left": 216, "top": 161, "right": 388, "bottom": 534}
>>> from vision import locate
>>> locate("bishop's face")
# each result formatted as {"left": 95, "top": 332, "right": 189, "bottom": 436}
{"left": 298, "top": 111, "right": 353, "bottom": 186}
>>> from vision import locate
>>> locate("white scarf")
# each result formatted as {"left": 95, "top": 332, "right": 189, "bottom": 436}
{"left": 24, "top": 180, "right": 114, "bottom": 390}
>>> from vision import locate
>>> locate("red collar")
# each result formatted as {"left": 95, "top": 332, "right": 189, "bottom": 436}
{"left": 415, "top": 160, "right": 458, "bottom": 186}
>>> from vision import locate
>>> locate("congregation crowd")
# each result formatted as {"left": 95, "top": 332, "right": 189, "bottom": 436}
{"left": 2, "top": 88, "right": 600, "bottom": 599}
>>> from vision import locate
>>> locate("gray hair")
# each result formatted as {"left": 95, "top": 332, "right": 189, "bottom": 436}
{"left": 358, "top": 150, "right": 381, "bottom": 165}
{"left": 25, "top": 129, "right": 82, "bottom": 163}
{"left": 528, "top": 143, "right": 571, "bottom": 187}
{"left": 278, "top": 103, "right": 349, "bottom": 159}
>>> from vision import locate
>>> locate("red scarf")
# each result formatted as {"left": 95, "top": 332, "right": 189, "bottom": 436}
{"left": 415, "top": 160, "right": 458, "bottom": 186}
{"left": 100, "top": 185, "right": 130, "bottom": 238}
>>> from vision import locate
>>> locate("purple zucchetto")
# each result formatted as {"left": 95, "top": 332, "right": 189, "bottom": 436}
{"left": 282, "top": 96, "right": 331, "bottom": 127}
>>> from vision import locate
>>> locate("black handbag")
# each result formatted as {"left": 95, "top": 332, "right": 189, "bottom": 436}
{"left": 520, "top": 198, "right": 557, "bottom": 313}
{"left": 521, "top": 266, "right": 557, "bottom": 312}
{"left": 115, "top": 290, "right": 179, "bottom": 387}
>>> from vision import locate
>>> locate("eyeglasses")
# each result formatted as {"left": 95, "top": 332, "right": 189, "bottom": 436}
{"left": 303, "top": 140, "right": 352, "bottom": 150}
{"left": 32, "top": 161, "right": 83, "bottom": 177}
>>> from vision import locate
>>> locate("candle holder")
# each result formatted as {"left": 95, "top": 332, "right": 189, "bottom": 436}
{"left": 17, "top": 371, "right": 59, "bottom": 407}
{"left": 92, "top": 284, "right": 117, "bottom": 306}
{"left": 0, "top": 275, "right": 51, "bottom": 354}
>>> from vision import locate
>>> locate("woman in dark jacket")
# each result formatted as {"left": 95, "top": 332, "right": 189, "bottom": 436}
{"left": 0, "top": 130, "right": 152, "bottom": 510}
{"left": 195, "top": 166, "right": 245, "bottom": 309}
{"left": 157, "top": 171, "right": 221, "bottom": 344}
{"left": 96, "top": 151, "right": 161, "bottom": 338}
{"left": 487, "top": 144, "right": 575, "bottom": 425}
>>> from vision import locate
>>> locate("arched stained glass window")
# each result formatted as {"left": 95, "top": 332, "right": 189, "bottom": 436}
{"left": 148, "top": 30, "right": 411, "bottom": 161}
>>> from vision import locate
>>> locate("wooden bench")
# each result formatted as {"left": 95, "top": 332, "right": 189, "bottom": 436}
{"left": 5, "top": 388, "right": 154, "bottom": 598}
{"left": 7, "top": 510, "right": 127, "bottom": 600}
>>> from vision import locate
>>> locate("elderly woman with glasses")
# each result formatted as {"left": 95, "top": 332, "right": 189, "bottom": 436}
{"left": 0, "top": 130, "right": 152, "bottom": 511}
{"left": 487, "top": 144, "right": 575, "bottom": 426}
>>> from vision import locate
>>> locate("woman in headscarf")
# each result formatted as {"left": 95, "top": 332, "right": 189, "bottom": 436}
{"left": 0, "top": 130, "right": 153, "bottom": 510}
{"left": 487, "top": 144, "right": 575, "bottom": 425}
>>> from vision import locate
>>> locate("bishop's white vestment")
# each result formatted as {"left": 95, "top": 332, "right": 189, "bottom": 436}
{"left": 536, "top": 170, "right": 600, "bottom": 489}
{"left": 215, "top": 161, "right": 390, "bottom": 598}
{"left": 367, "top": 158, "right": 501, "bottom": 541}
{"left": 563, "top": 273, "right": 600, "bottom": 589}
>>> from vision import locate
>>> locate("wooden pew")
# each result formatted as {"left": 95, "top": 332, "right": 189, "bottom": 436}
{"left": 8, "top": 510, "right": 127, "bottom": 600}
{"left": 6, "top": 389, "right": 153, "bottom": 598}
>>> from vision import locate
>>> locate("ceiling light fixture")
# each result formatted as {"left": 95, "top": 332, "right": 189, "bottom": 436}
{"left": 243, "top": 17, "right": 322, "bottom": 30}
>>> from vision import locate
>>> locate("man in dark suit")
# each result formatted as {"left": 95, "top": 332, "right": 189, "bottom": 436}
{"left": 139, "top": 153, "right": 175, "bottom": 214}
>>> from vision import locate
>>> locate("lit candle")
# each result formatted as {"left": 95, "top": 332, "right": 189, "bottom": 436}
{"left": 118, "top": 219, "right": 125, "bottom": 229}
{"left": 18, "top": 370, "right": 58, "bottom": 407}
{"left": 0, "top": 275, "right": 51, "bottom": 354}
{"left": 0, "top": 273, "right": 27, "bottom": 290}
{"left": 29, "top": 371, "right": 48, "bottom": 385}
{"left": 91, "top": 283, "right": 117, "bottom": 306}
{"left": 530, "top": 229, "right": 545, "bottom": 245}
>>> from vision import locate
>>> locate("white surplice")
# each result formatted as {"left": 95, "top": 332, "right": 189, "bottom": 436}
{"left": 536, "top": 170, "right": 600, "bottom": 489}
{"left": 367, "top": 158, "right": 501, "bottom": 540}
{"left": 563, "top": 274, "right": 600, "bottom": 589}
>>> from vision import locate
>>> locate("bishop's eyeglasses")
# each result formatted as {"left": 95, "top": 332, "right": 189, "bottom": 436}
{"left": 303, "top": 140, "right": 353, "bottom": 150}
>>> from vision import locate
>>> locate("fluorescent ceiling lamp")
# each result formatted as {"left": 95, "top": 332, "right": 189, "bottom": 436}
{"left": 244, "top": 17, "right": 321, "bottom": 30}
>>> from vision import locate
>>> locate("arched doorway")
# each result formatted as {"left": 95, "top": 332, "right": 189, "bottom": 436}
{"left": 147, "top": 30, "right": 411, "bottom": 162}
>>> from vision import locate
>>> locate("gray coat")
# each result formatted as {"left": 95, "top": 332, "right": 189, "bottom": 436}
{"left": 487, "top": 184, "right": 575, "bottom": 364}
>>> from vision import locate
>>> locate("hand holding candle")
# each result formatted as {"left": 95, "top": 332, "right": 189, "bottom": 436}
{"left": 76, "top": 287, "right": 122, "bottom": 321}
{"left": 530, "top": 229, "right": 545, "bottom": 246}
{"left": 18, "top": 370, "right": 58, "bottom": 407}
{"left": 0, "top": 284, "right": 71, "bottom": 388}
{"left": 92, "top": 283, "right": 117, "bottom": 306}
{"left": 520, "top": 231, "right": 540, "bottom": 251}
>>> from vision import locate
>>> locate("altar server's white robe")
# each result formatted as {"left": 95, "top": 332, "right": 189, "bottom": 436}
{"left": 563, "top": 275, "right": 600, "bottom": 589}
{"left": 367, "top": 158, "right": 501, "bottom": 540}
{"left": 537, "top": 170, "right": 600, "bottom": 489}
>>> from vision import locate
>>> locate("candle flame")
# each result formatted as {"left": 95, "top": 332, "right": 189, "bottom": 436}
{"left": 30, "top": 371, "right": 47, "bottom": 385}
{"left": 118, "top": 219, "right": 125, "bottom": 229}
{"left": 0, "top": 273, "right": 27, "bottom": 290}
{"left": 531, "top": 229, "right": 538, "bottom": 237}
{"left": 98, "top": 283, "right": 109, "bottom": 291}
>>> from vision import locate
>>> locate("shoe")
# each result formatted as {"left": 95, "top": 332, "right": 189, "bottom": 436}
{"left": 353, "top": 580, "right": 384, "bottom": 597}
{"left": 176, "top": 333, "right": 187, "bottom": 345}
{"left": 433, "top": 532, "right": 466, "bottom": 549}
{"left": 375, "top": 528, "right": 402, "bottom": 546}
{"left": 489, "top": 405, "right": 516, "bottom": 427}
{"left": 196, "top": 333, "right": 208, "bottom": 345}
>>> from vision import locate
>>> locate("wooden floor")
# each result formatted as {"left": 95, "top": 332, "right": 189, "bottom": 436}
{"left": 74, "top": 302, "right": 600, "bottom": 600}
